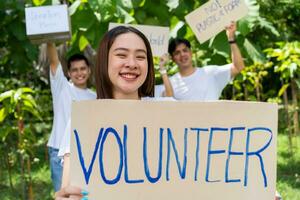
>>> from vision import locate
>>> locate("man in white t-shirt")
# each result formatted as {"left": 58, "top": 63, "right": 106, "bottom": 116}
{"left": 155, "top": 21, "right": 245, "bottom": 100}
{"left": 46, "top": 43, "right": 96, "bottom": 191}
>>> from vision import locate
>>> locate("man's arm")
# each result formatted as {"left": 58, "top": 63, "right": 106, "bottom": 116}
{"left": 159, "top": 54, "right": 174, "bottom": 97}
{"left": 226, "top": 21, "right": 245, "bottom": 78}
{"left": 47, "top": 42, "right": 60, "bottom": 76}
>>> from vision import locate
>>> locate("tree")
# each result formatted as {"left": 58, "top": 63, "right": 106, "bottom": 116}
{"left": 0, "top": 87, "right": 41, "bottom": 200}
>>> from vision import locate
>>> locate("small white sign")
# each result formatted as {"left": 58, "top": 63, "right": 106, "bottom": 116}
{"left": 185, "top": 0, "right": 248, "bottom": 43}
{"left": 109, "top": 23, "right": 169, "bottom": 57}
{"left": 25, "top": 4, "right": 71, "bottom": 43}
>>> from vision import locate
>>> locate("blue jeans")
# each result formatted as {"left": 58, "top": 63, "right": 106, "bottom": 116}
{"left": 48, "top": 147, "right": 62, "bottom": 192}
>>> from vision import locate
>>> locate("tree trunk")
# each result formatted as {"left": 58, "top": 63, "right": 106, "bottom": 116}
{"left": 255, "top": 78, "right": 261, "bottom": 101}
{"left": 27, "top": 157, "right": 34, "bottom": 200}
{"left": 243, "top": 84, "right": 248, "bottom": 100}
{"left": 283, "top": 86, "right": 293, "bottom": 153}
{"left": 16, "top": 104, "right": 27, "bottom": 199}
{"left": 5, "top": 148, "right": 14, "bottom": 192}
{"left": 291, "top": 79, "right": 299, "bottom": 146}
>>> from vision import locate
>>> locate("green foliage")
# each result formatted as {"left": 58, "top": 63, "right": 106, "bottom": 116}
{"left": 0, "top": 0, "right": 39, "bottom": 77}
{"left": 265, "top": 41, "right": 300, "bottom": 82}
{"left": 0, "top": 88, "right": 41, "bottom": 122}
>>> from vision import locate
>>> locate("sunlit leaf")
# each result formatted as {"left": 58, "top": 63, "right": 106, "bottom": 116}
{"left": 0, "top": 90, "right": 13, "bottom": 102}
{"left": 278, "top": 83, "right": 289, "bottom": 97}
{"left": 69, "top": 0, "right": 82, "bottom": 16}
{"left": 32, "top": 0, "right": 47, "bottom": 6}
{"left": 79, "top": 35, "right": 89, "bottom": 51}
{"left": 167, "top": 0, "right": 179, "bottom": 11}
{"left": 0, "top": 108, "right": 8, "bottom": 123}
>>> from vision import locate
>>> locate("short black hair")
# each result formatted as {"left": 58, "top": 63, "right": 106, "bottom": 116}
{"left": 67, "top": 54, "right": 90, "bottom": 70}
{"left": 168, "top": 38, "right": 191, "bottom": 55}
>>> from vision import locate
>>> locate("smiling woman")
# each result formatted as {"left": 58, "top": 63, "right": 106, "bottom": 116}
{"left": 55, "top": 26, "right": 168, "bottom": 199}
{"left": 107, "top": 32, "right": 149, "bottom": 99}
{"left": 95, "top": 26, "right": 155, "bottom": 100}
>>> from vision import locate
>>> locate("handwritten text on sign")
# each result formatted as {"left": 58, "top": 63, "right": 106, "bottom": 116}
{"left": 109, "top": 23, "right": 169, "bottom": 56}
{"left": 25, "top": 5, "right": 70, "bottom": 35}
{"left": 185, "top": 0, "right": 248, "bottom": 43}
{"left": 70, "top": 100, "right": 277, "bottom": 200}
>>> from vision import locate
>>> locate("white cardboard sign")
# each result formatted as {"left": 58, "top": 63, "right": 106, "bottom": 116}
{"left": 185, "top": 0, "right": 249, "bottom": 43}
{"left": 25, "top": 4, "right": 71, "bottom": 43}
{"left": 70, "top": 100, "right": 277, "bottom": 200}
{"left": 109, "top": 23, "right": 169, "bottom": 56}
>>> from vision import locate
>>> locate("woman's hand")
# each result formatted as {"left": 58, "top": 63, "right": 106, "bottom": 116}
{"left": 55, "top": 186, "right": 88, "bottom": 200}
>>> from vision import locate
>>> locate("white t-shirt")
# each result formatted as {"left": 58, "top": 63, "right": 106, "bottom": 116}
{"left": 155, "top": 64, "right": 232, "bottom": 101}
{"left": 47, "top": 63, "right": 96, "bottom": 149}
{"left": 58, "top": 97, "right": 175, "bottom": 157}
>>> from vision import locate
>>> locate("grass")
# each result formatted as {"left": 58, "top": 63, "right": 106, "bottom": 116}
{"left": 0, "top": 164, "right": 53, "bottom": 200}
{"left": 277, "top": 134, "right": 300, "bottom": 200}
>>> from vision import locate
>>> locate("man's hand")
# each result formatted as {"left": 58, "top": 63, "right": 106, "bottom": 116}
{"left": 159, "top": 53, "right": 169, "bottom": 70}
{"left": 225, "top": 21, "right": 237, "bottom": 41}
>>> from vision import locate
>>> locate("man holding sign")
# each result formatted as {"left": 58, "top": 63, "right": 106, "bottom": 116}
{"left": 46, "top": 43, "right": 96, "bottom": 191}
{"left": 155, "top": 21, "right": 244, "bottom": 100}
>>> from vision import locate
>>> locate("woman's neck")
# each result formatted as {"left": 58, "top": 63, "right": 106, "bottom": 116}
{"left": 113, "top": 91, "right": 140, "bottom": 100}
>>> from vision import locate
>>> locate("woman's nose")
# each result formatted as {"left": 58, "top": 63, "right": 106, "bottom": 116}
{"left": 125, "top": 56, "right": 138, "bottom": 69}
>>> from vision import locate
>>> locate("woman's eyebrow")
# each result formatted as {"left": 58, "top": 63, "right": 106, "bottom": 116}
{"left": 113, "top": 47, "right": 129, "bottom": 52}
{"left": 136, "top": 49, "right": 147, "bottom": 54}
{"left": 113, "top": 48, "right": 147, "bottom": 54}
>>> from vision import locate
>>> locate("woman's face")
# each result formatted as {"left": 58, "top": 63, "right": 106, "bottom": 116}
{"left": 108, "top": 32, "right": 148, "bottom": 99}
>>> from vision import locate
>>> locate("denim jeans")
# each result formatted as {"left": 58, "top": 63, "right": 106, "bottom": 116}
{"left": 48, "top": 147, "right": 63, "bottom": 192}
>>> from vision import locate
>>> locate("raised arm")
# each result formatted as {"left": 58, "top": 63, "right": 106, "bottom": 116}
{"left": 159, "top": 54, "right": 174, "bottom": 97}
{"left": 225, "top": 21, "right": 245, "bottom": 78}
{"left": 47, "top": 42, "right": 60, "bottom": 76}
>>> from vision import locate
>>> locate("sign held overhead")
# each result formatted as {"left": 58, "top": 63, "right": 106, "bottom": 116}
{"left": 25, "top": 4, "right": 71, "bottom": 44}
{"left": 185, "top": 0, "right": 248, "bottom": 43}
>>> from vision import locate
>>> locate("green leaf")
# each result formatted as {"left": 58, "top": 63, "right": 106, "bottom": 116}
{"left": 238, "top": 18, "right": 251, "bottom": 36}
{"left": 167, "top": 0, "right": 179, "bottom": 11}
{"left": 20, "top": 88, "right": 34, "bottom": 94}
{"left": 118, "top": 0, "right": 133, "bottom": 9}
{"left": 21, "top": 94, "right": 38, "bottom": 108}
{"left": 33, "top": 0, "right": 47, "bottom": 6}
{"left": 23, "top": 107, "right": 42, "bottom": 121}
{"left": 244, "top": 38, "right": 266, "bottom": 63}
{"left": 116, "top": 5, "right": 135, "bottom": 24}
{"left": 278, "top": 83, "right": 289, "bottom": 97}
{"left": 71, "top": 5, "right": 96, "bottom": 30}
{"left": 0, "top": 90, "right": 13, "bottom": 102}
{"left": 79, "top": 35, "right": 89, "bottom": 51}
{"left": 257, "top": 17, "right": 279, "bottom": 37}
{"left": 0, "top": 108, "right": 8, "bottom": 123}
{"left": 209, "top": 31, "right": 230, "bottom": 59}
{"left": 132, "top": 0, "right": 145, "bottom": 7}
{"left": 69, "top": 0, "right": 82, "bottom": 16}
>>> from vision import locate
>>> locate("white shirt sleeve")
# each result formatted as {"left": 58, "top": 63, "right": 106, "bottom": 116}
{"left": 58, "top": 119, "right": 71, "bottom": 157}
{"left": 212, "top": 64, "right": 232, "bottom": 94}
{"left": 154, "top": 84, "right": 165, "bottom": 97}
{"left": 50, "top": 63, "right": 69, "bottom": 101}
